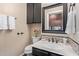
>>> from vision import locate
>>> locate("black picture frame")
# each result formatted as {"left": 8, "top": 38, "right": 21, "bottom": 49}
{"left": 42, "top": 3, "right": 67, "bottom": 34}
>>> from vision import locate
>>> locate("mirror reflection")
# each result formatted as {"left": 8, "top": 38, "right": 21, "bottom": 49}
{"left": 44, "top": 4, "right": 63, "bottom": 31}
{"left": 49, "top": 10, "right": 63, "bottom": 30}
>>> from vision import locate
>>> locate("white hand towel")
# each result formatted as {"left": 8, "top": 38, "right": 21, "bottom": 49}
{"left": 0, "top": 16, "right": 3, "bottom": 30}
{"left": 65, "top": 10, "right": 76, "bottom": 34}
{"left": 8, "top": 16, "right": 16, "bottom": 30}
{"left": 2, "top": 15, "right": 8, "bottom": 30}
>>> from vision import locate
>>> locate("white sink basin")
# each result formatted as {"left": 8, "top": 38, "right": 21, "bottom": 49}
{"left": 40, "top": 42, "right": 67, "bottom": 52}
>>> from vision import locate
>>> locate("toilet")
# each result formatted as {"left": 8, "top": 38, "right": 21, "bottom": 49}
{"left": 24, "top": 37, "right": 40, "bottom": 56}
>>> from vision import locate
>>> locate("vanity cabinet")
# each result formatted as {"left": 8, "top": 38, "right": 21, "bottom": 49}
{"left": 32, "top": 47, "right": 63, "bottom": 56}
{"left": 27, "top": 3, "right": 41, "bottom": 24}
{"left": 49, "top": 52, "right": 63, "bottom": 56}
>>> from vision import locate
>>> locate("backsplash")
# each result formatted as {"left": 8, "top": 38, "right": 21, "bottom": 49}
{"left": 41, "top": 34, "right": 69, "bottom": 43}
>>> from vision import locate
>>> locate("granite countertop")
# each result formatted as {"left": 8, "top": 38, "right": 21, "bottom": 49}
{"left": 32, "top": 40, "right": 78, "bottom": 56}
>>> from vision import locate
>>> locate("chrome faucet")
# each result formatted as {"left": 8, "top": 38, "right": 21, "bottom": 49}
{"left": 48, "top": 38, "right": 51, "bottom": 42}
{"left": 53, "top": 37, "right": 58, "bottom": 43}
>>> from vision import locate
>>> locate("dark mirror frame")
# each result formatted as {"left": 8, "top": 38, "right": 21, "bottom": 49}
{"left": 42, "top": 3, "right": 68, "bottom": 34}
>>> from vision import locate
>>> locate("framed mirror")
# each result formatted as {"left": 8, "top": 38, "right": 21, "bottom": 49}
{"left": 42, "top": 3, "right": 67, "bottom": 34}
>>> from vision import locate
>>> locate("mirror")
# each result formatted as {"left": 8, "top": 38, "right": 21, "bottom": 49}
{"left": 42, "top": 3, "right": 67, "bottom": 34}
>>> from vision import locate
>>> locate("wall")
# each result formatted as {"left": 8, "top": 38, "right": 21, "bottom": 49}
{"left": 0, "top": 3, "right": 30, "bottom": 56}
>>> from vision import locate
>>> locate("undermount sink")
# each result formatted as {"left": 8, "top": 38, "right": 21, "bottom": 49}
{"left": 41, "top": 41, "right": 67, "bottom": 50}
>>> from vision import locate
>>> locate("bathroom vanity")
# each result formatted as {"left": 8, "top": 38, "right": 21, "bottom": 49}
{"left": 31, "top": 39, "right": 78, "bottom": 56}
{"left": 24, "top": 37, "right": 78, "bottom": 56}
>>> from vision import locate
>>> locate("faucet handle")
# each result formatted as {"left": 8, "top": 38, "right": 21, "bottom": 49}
{"left": 48, "top": 38, "right": 51, "bottom": 42}
{"left": 51, "top": 37, "right": 54, "bottom": 42}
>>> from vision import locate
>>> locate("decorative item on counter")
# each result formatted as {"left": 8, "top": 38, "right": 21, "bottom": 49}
{"left": 32, "top": 28, "right": 40, "bottom": 43}
{"left": 32, "top": 28, "right": 40, "bottom": 37}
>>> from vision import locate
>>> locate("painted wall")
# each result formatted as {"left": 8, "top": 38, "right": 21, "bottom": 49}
{"left": 0, "top": 3, "right": 30, "bottom": 56}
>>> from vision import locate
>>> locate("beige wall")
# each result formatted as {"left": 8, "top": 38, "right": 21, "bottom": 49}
{"left": 0, "top": 3, "right": 30, "bottom": 56}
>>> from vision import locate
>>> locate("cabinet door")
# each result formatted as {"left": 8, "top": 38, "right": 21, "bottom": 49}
{"left": 50, "top": 52, "right": 63, "bottom": 56}
{"left": 33, "top": 3, "right": 41, "bottom": 23}
{"left": 27, "top": 3, "right": 34, "bottom": 24}
{"left": 32, "top": 47, "right": 49, "bottom": 56}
